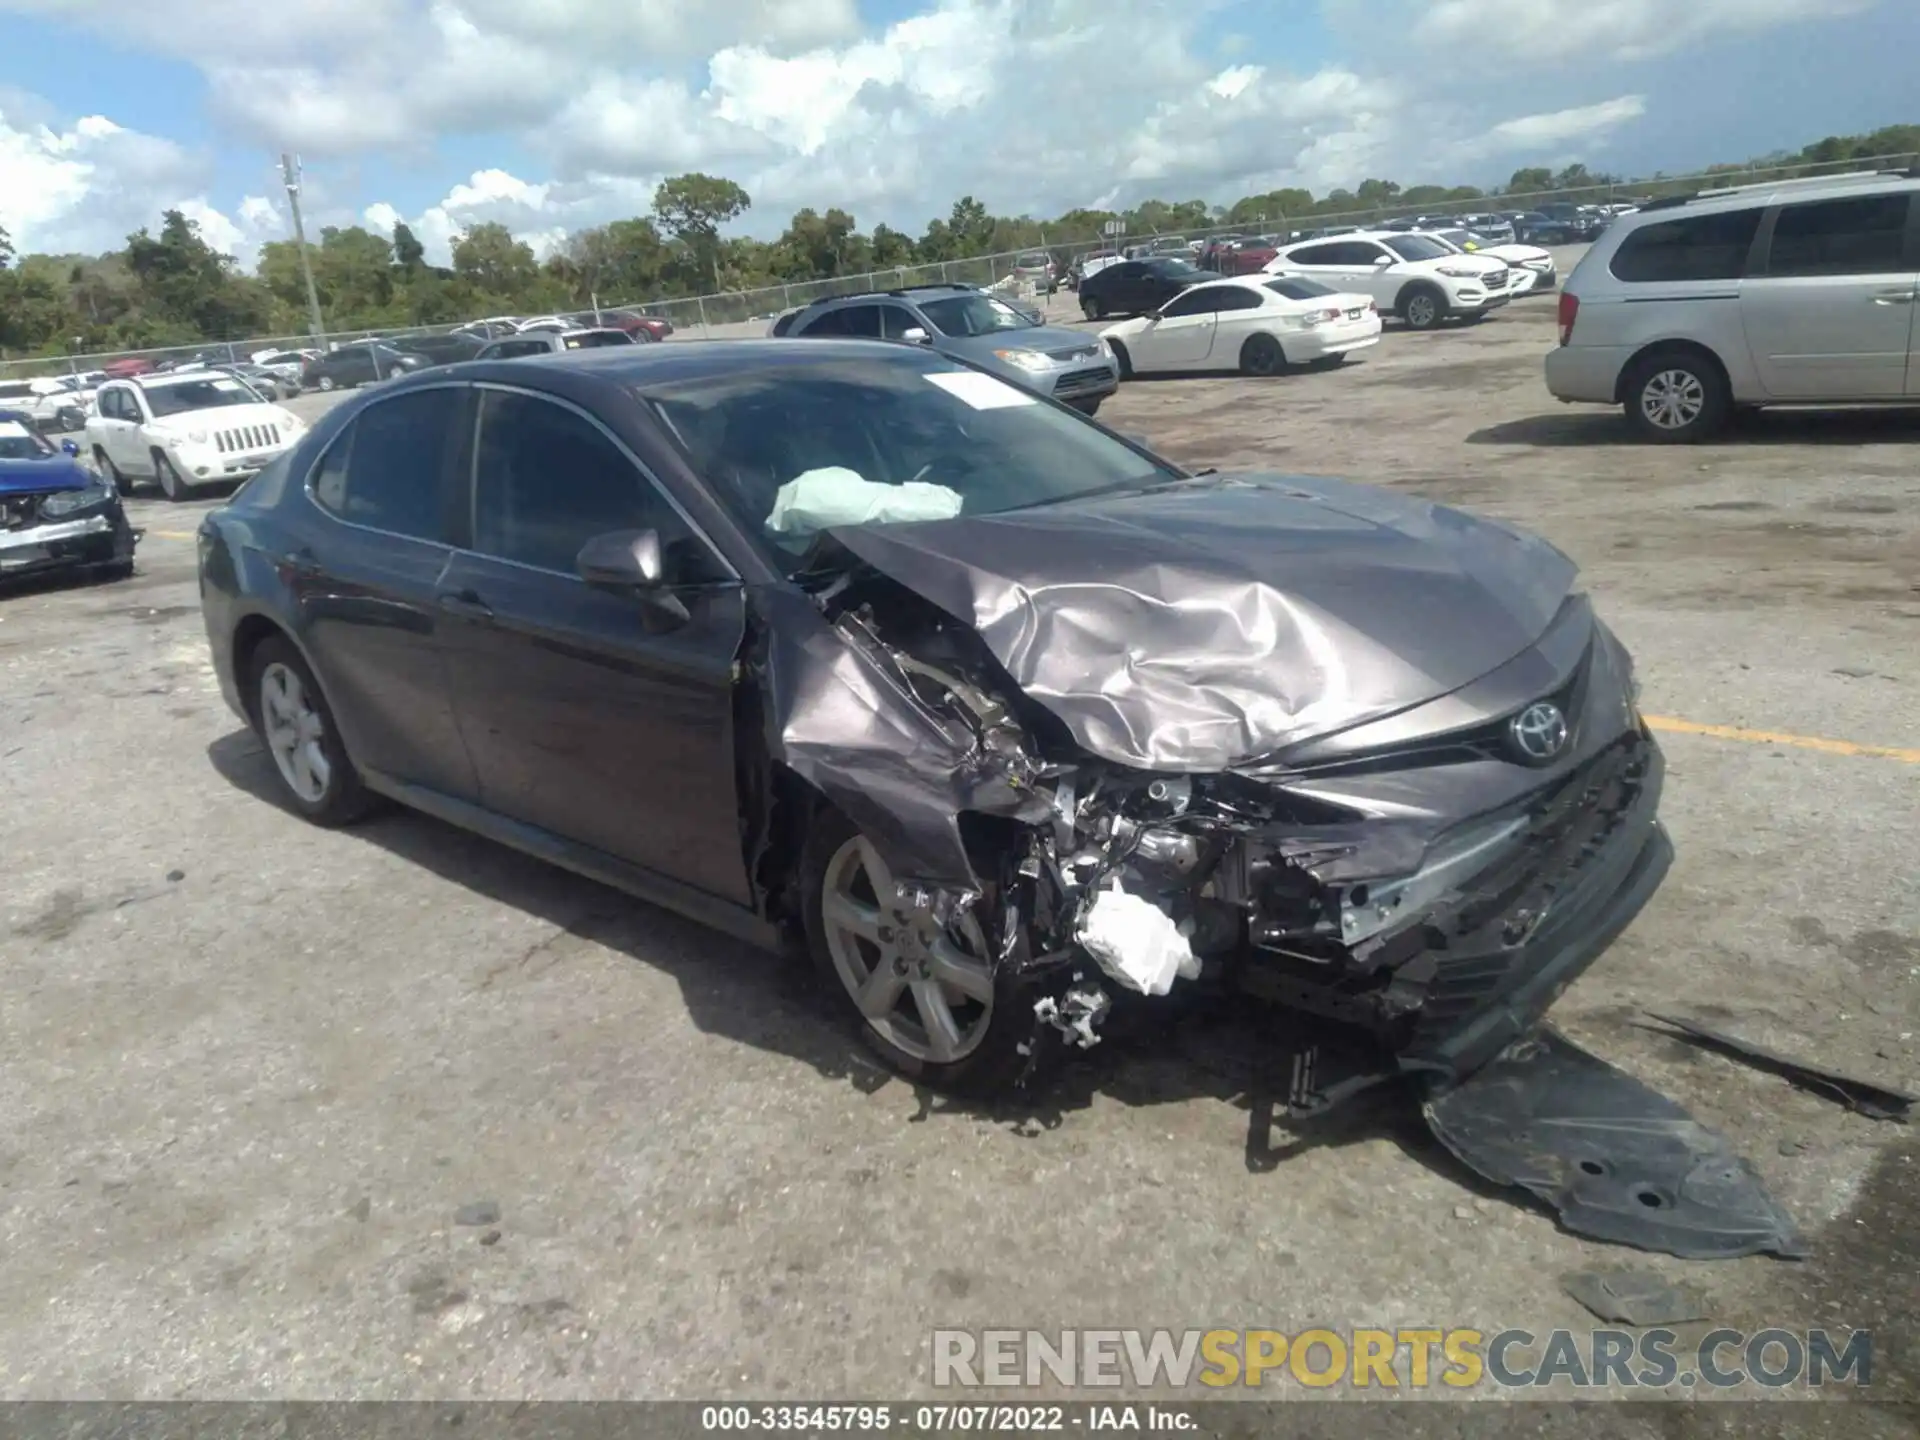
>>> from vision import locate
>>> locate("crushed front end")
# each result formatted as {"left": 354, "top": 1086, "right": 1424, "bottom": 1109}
{"left": 777, "top": 549, "right": 1670, "bottom": 1100}
{"left": 0, "top": 430, "right": 138, "bottom": 584}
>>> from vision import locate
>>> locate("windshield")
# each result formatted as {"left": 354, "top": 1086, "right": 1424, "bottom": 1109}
{"left": 143, "top": 377, "right": 265, "bottom": 416}
{"left": 1150, "top": 259, "right": 1206, "bottom": 281}
{"left": 643, "top": 354, "right": 1179, "bottom": 570}
{"left": 918, "top": 293, "right": 1038, "bottom": 337}
{"left": 0, "top": 420, "right": 55, "bottom": 460}
{"left": 1382, "top": 235, "right": 1452, "bottom": 262}
{"left": 1262, "top": 277, "right": 1338, "bottom": 301}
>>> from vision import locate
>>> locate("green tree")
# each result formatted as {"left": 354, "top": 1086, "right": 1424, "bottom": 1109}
{"left": 123, "top": 209, "right": 272, "bottom": 339}
{"left": 870, "top": 222, "right": 916, "bottom": 268}
{"left": 1506, "top": 167, "right": 1554, "bottom": 196}
{"left": 652, "top": 173, "right": 751, "bottom": 289}
{"left": 451, "top": 221, "right": 540, "bottom": 300}
{"left": 392, "top": 221, "right": 426, "bottom": 271}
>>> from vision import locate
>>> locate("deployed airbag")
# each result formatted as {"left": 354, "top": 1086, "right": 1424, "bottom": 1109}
{"left": 766, "top": 468, "right": 962, "bottom": 536}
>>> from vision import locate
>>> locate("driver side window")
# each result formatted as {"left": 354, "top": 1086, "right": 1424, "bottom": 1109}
{"left": 1160, "top": 289, "right": 1222, "bottom": 318}
{"left": 470, "top": 391, "right": 724, "bottom": 582}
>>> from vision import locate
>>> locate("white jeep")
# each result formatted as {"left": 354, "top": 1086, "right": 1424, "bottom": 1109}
{"left": 86, "top": 371, "right": 307, "bottom": 501}
{"left": 1264, "top": 230, "right": 1514, "bottom": 330}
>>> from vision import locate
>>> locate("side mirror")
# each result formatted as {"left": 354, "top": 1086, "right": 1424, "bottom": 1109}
{"left": 1373, "top": 255, "right": 1394, "bottom": 266}
{"left": 576, "top": 529, "right": 690, "bottom": 628}
{"left": 900, "top": 326, "right": 931, "bottom": 344}
{"left": 61, "top": 439, "right": 81, "bottom": 456}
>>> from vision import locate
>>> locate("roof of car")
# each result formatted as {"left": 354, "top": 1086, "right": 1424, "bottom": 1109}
{"left": 1619, "top": 167, "right": 1920, "bottom": 218}
{"left": 437, "top": 338, "right": 925, "bottom": 390}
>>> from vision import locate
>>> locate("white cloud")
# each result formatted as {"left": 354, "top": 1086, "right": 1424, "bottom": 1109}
{"left": 0, "top": 0, "right": 1892, "bottom": 274}
{"left": 0, "top": 95, "right": 271, "bottom": 260}
{"left": 1410, "top": 0, "right": 1873, "bottom": 62}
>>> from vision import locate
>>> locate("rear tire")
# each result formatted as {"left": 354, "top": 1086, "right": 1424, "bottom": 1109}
{"left": 1623, "top": 350, "right": 1731, "bottom": 444}
{"left": 1239, "top": 333, "right": 1287, "bottom": 376}
{"left": 801, "top": 809, "right": 1042, "bottom": 1097}
{"left": 95, "top": 447, "right": 132, "bottom": 496}
{"left": 1082, "top": 295, "right": 1106, "bottom": 321}
{"left": 246, "top": 636, "right": 375, "bottom": 827}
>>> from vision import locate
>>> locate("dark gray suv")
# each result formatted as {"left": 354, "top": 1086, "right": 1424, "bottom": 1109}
{"left": 772, "top": 284, "right": 1121, "bottom": 414}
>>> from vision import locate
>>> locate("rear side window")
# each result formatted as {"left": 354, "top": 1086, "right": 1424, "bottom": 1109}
{"left": 1763, "top": 194, "right": 1911, "bottom": 277}
{"left": 563, "top": 331, "right": 632, "bottom": 349}
{"left": 1213, "top": 287, "right": 1265, "bottom": 312}
{"left": 311, "top": 387, "right": 459, "bottom": 542}
{"left": 1609, "top": 208, "right": 1763, "bottom": 282}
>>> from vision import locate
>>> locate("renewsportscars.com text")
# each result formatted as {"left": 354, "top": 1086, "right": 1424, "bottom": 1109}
{"left": 932, "top": 1328, "right": 1873, "bottom": 1391}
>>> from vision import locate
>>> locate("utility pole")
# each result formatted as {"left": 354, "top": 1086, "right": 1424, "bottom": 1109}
{"left": 281, "top": 153, "right": 328, "bottom": 349}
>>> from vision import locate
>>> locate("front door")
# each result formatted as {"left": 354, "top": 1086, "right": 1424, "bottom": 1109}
{"left": 1742, "top": 192, "right": 1917, "bottom": 400}
{"left": 436, "top": 386, "right": 753, "bottom": 904}
{"left": 1141, "top": 287, "right": 1222, "bottom": 366}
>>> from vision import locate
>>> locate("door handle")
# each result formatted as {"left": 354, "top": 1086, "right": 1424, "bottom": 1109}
{"left": 1872, "top": 293, "right": 1915, "bottom": 305}
{"left": 436, "top": 589, "right": 494, "bottom": 620}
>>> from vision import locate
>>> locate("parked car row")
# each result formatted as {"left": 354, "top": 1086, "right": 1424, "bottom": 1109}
{"left": 85, "top": 370, "right": 309, "bottom": 501}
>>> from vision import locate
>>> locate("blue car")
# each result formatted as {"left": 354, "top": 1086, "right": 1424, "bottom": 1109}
{"left": 0, "top": 409, "right": 139, "bottom": 584}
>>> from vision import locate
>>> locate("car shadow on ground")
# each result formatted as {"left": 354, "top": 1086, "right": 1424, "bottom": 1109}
{"left": 206, "top": 727, "right": 1484, "bottom": 1192}
{"left": 1470, "top": 406, "right": 1920, "bottom": 448}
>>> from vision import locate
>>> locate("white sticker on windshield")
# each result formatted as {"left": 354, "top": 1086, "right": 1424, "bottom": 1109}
{"left": 925, "top": 371, "right": 1036, "bottom": 410}
{"left": 211, "top": 378, "right": 247, "bottom": 392}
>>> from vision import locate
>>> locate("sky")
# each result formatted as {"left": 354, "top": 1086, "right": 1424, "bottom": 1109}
{"left": 0, "top": 0, "right": 1912, "bottom": 270}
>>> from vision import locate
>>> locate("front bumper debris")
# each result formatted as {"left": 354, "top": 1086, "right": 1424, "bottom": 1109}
{"left": 0, "top": 512, "right": 135, "bottom": 575}
{"left": 1424, "top": 1028, "right": 1804, "bottom": 1260}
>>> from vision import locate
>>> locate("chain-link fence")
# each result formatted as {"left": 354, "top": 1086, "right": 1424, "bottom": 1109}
{"left": 5, "top": 150, "right": 1913, "bottom": 379}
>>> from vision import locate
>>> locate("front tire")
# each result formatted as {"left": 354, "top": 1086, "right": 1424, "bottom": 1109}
{"left": 801, "top": 810, "right": 1036, "bottom": 1096}
{"left": 317, "top": 374, "right": 336, "bottom": 392}
{"left": 247, "top": 636, "right": 374, "bottom": 826}
{"left": 1239, "top": 333, "right": 1287, "bottom": 376}
{"left": 1108, "top": 340, "right": 1133, "bottom": 380}
{"left": 1400, "top": 285, "right": 1445, "bottom": 331}
{"left": 1623, "top": 350, "right": 1731, "bottom": 443}
{"left": 1068, "top": 398, "right": 1102, "bottom": 417}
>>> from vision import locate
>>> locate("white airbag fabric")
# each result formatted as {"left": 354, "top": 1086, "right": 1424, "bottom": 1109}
{"left": 1075, "top": 885, "right": 1200, "bottom": 997}
{"left": 764, "top": 467, "right": 963, "bottom": 536}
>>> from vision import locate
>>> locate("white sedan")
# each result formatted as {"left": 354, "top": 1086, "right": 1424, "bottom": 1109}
{"left": 1097, "top": 276, "right": 1380, "bottom": 377}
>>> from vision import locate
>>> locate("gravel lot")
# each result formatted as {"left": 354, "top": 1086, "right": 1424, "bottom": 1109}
{"left": 2, "top": 257, "right": 1917, "bottom": 1411}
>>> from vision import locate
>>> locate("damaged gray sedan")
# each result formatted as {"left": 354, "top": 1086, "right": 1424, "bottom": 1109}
{"left": 198, "top": 342, "right": 1797, "bottom": 1258}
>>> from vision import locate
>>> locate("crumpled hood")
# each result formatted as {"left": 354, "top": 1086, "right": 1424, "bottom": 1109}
{"left": 0, "top": 457, "right": 92, "bottom": 497}
{"left": 822, "top": 472, "right": 1579, "bottom": 771}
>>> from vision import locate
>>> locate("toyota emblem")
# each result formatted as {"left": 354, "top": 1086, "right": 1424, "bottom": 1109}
{"left": 1509, "top": 702, "right": 1569, "bottom": 764}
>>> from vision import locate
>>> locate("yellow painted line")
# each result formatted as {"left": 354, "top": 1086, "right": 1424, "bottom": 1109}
{"left": 150, "top": 529, "right": 198, "bottom": 540}
{"left": 1644, "top": 715, "right": 1920, "bottom": 765}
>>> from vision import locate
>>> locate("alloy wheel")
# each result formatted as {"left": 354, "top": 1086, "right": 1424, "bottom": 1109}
{"left": 260, "top": 661, "right": 332, "bottom": 804}
{"left": 1405, "top": 294, "right": 1439, "bottom": 328}
{"left": 820, "top": 835, "right": 996, "bottom": 1064}
{"left": 1639, "top": 369, "right": 1706, "bottom": 431}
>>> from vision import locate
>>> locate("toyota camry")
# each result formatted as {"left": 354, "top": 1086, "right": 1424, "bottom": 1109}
{"left": 197, "top": 342, "right": 1800, "bottom": 1257}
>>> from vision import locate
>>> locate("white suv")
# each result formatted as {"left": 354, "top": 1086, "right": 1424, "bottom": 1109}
{"left": 1546, "top": 170, "right": 1920, "bottom": 441}
{"left": 1263, "top": 231, "right": 1514, "bottom": 330}
{"left": 86, "top": 371, "right": 307, "bottom": 500}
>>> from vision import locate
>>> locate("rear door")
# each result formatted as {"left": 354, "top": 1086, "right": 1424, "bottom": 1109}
{"left": 1740, "top": 190, "right": 1917, "bottom": 399}
{"left": 298, "top": 383, "right": 478, "bottom": 799}
{"left": 435, "top": 386, "right": 752, "bottom": 902}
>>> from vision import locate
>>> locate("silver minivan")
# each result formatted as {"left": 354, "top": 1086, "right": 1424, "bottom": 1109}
{"left": 1545, "top": 170, "right": 1920, "bottom": 441}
